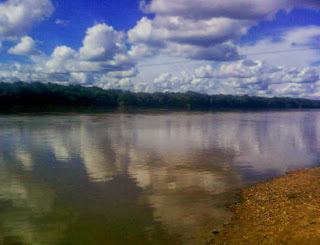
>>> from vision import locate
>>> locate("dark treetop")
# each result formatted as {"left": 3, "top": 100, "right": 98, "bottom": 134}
{"left": 1, "top": 82, "right": 320, "bottom": 113}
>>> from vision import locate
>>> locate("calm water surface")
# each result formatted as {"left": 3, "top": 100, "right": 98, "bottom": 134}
{"left": 0, "top": 111, "right": 320, "bottom": 244}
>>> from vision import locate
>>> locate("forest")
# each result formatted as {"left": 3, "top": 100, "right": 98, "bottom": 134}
{"left": 1, "top": 82, "right": 320, "bottom": 112}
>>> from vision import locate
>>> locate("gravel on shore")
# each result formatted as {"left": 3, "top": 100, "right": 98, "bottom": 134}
{"left": 211, "top": 167, "right": 320, "bottom": 245}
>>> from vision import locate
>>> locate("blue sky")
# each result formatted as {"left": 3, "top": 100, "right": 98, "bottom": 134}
{"left": 33, "top": 0, "right": 146, "bottom": 52}
{"left": 2, "top": 0, "right": 320, "bottom": 98}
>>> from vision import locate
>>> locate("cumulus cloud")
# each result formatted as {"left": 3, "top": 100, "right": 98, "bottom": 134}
{"left": 79, "top": 23, "right": 127, "bottom": 61}
{"left": 166, "top": 42, "right": 239, "bottom": 61}
{"left": 129, "top": 16, "right": 251, "bottom": 47}
{"left": 0, "top": 22, "right": 137, "bottom": 85}
{"left": 2, "top": 0, "right": 320, "bottom": 100}
{"left": 0, "top": 63, "right": 45, "bottom": 83}
{"left": 45, "top": 46, "right": 78, "bottom": 74}
{"left": 128, "top": 17, "right": 165, "bottom": 48}
{"left": 128, "top": 44, "right": 159, "bottom": 58}
{"left": 131, "top": 59, "right": 320, "bottom": 99}
{"left": 269, "top": 83, "right": 315, "bottom": 97}
{"left": 2, "top": 54, "right": 320, "bottom": 99}
{"left": 8, "top": 36, "right": 41, "bottom": 56}
{"left": 128, "top": 1, "right": 259, "bottom": 61}
{"left": 130, "top": 0, "right": 320, "bottom": 63}
{"left": 35, "top": 23, "right": 136, "bottom": 85}
{"left": 96, "top": 76, "right": 135, "bottom": 91}
{"left": 240, "top": 26, "right": 320, "bottom": 67}
{"left": 140, "top": 0, "right": 320, "bottom": 20}
{"left": 129, "top": 15, "right": 251, "bottom": 60}
{"left": 43, "top": 45, "right": 135, "bottom": 83}
{"left": 106, "top": 68, "right": 138, "bottom": 79}
{"left": 128, "top": 16, "right": 246, "bottom": 61}
{"left": 0, "top": 0, "right": 54, "bottom": 39}
{"left": 70, "top": 72, "right": 87, "bottom": 84}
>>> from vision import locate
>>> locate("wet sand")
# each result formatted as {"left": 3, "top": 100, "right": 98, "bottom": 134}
{"left": 211, "top": 167, "right": 320, "bottom": 245}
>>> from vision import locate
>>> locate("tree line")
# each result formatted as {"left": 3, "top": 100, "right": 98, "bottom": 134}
{"left": 0, "top": 82, "right": 320, "bottom": 112}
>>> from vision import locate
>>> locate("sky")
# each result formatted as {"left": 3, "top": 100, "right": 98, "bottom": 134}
{"left": 2, "top": 0, "right": 320, "bottom": 98}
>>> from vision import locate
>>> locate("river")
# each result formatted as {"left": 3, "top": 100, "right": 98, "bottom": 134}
{"left": 0, "top": 111, "right": 319, "bottom": 244}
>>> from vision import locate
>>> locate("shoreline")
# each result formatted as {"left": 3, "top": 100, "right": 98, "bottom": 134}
{"left": 211, "top": 167, "right": 320, "bottom": 245}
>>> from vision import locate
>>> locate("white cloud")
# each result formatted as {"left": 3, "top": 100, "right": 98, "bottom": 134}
{"left": 240, "top": 26, "right": 320, "bottom": 67}
{"left": 97, "top": 76, "right": 134, "bottom": 91}
{"left": 128, "top": 17, "right": 164, "bottom": 47}
{"left": 141, "top": 0, "right": 320, "bottom": 20}
{"left": 0, "top": 0, "right": 54, "bottom": 39}
{"left": 131, "top": 59, "right": 320, "bottom": 98}
{"left": 132, "top": 55, "right": 207, "bottom": 83}
{"left": 269, "top": 83, "right": 315, "bottom": 97}
{"left": 128, "top": 15, "right": 247, "bottom": 61}
{"left": 107, "top": 68, "right": 138, "bottom": 79}
{"left": 129, "top": 16, "right": 252, "bottom": 47}
{"left": 165, "top": 42, "right": 239, "bottom": 61}
{"left": 8, "top": 36, "right": 41, "bottom": 56}
{"left": 70, "top": 72, "right": 87, "bottom": 84}
{"left": 45, "top": 46, "right": 77, "bottom": 74}
{"left": 0, "top": 63, "right": 45, "bottom": 83}
{"left": 128, "top": 44, "right": 159, "bottom": 58}
{"left": 55, "top": 19, "right": 70, "bottom": 27}
{"left": 2, "top": 0, "right": 320, "bottom": 100}
{"left": 40, "top": 23, "right": 136, "bottom": 84}
{"left": 130, "top": 0, "right": 320, "bottom": 64}
{"left": 164, "top": 17, "right": 251, "bottom": 46}
{"left": 1, "top": 55, "right": 320, "bottom": 99}
{"left": 79, "top": 23, "right": 126, "bottom": 61}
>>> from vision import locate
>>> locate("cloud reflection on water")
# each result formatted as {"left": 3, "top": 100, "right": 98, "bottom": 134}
{"left": 0, "top": 111, "right": 320, "bottom": 244}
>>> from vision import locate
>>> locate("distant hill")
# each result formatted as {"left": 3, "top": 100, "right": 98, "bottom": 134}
{"left": 1, "top": 82, "right": 320, "bottom": 112}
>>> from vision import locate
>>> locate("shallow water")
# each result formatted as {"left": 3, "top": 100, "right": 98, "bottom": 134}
{"left": 0, "top": 111, "right": 320, "bottom": 244}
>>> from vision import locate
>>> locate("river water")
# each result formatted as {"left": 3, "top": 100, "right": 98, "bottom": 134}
{"left": 0, "top": 111, "right": 320, "bottom": 244}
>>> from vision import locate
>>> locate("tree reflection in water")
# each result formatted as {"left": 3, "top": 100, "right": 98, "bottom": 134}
{"left": 0, "top": 111, "right": 319, "bottom": 244}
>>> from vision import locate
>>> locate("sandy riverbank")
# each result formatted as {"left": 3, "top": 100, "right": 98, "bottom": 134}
{"left": 211, "top": 167, "right": 320, "bottom": 245}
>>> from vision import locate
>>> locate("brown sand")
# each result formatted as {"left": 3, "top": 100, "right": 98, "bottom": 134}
{"left": 211, "top": 167, "right": 320, "bottom": 245}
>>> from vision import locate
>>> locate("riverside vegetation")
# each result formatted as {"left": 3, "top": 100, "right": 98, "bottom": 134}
{"left": 1, "top": 82, "right": 320, "bottom": 112}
